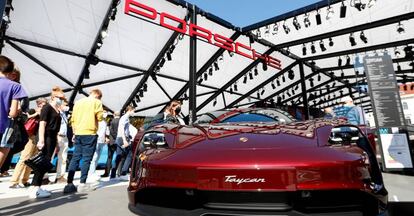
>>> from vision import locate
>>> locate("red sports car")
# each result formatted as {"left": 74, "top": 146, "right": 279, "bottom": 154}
{"left": 128, "top": 108, "right": 387, "bottom": 216}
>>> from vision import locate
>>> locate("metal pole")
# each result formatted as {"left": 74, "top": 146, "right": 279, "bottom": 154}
{"left": 299, "top": 61, "right": 310, "bottom": 120}
{"left": 188, "top": 5, "right": 197, "bottom": 124}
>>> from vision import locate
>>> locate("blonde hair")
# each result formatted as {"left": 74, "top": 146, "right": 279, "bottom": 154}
{"left": 165, "top": 100, "right": 182, "bottom": 116}
{"left": 51, "top": 86, "right": 64, "bottom": 98}
{"left": 90, "top": 88, "right": 102, "bottom": 99}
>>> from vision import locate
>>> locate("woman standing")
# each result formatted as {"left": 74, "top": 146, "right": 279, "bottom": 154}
{"left": 29, "top": 86, "right": 64, "bottom": 198}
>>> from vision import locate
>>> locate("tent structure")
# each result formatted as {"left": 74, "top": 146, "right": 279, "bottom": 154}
{"left": 1, "top": 0, "right": 413, "bottom": 119}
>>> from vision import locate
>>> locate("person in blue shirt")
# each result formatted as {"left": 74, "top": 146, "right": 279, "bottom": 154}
{"left": 340, "top": 96, "right": 366, "bottom": 125}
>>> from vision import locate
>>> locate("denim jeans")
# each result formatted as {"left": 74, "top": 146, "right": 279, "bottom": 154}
{"left": 88, "top": 142, "right": 106, "bottom": 176}
{"left": 110, "top": 138, "right": 132, "bottom": 178}
{"left": 67, "top": 135, "right": 97, "bottom": 184}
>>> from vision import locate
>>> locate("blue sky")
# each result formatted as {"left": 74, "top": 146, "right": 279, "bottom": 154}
{"left": 185, "top": 0, "right": 321, "bottom": 28}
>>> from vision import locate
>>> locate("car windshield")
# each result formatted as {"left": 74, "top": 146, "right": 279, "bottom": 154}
{"left": 195, "top": 109, "right": 294, "bottom": 124}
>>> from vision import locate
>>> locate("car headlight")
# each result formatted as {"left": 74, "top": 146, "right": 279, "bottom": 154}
{"left": 140, "top": 132, "right": 168, "bottom": 149}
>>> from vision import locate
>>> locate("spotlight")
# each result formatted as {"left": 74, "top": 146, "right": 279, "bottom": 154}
{"left": 213, "top": 98, "right": 217, "bottom": 107}
{"left": 302, "top": 44, "right": 307, "bottom": 56}
{"left": 338, "top": 57, "right": 343, "bottom": 67}
{"left": 249, "top": 71, "right": 254, "bottom": 80}
{"left": 96, "top": 40, "right": 103, "bottom": 49}
{"left": 257, "top": 91, "right": 260, "bottom": 99}
{"left": 213, "top": 61, "right": 219, "bottom": 71}
{"left": 203, "top": 72, "right": 208, "bottom": 81}
{"left": 349, "top": 33, "right": 357, "bottom": 46}
{"left": 317, "top": 73, "right": 321, "bottom": 81}
{"left": 285, "top": 47, "right": 290, "bottom": 55}
{"left": 367, "top": 0, "right": 377, "bottom": 8}
{"left": 249, "top": 34, "right": 255, "bottom": 44}
{"left": 262, "top": 60, "right": 268, "bottom": 71}
{"left": 404, "top": 46, "right": 414, "bottom": 59}
{"left": 360, "top": 31, "right": 368, "bottom": 44}
{"left": 277, "top": 96, "right": 282, "bottom": 104}
{"left": 353, "top": 0, "right": 366, "bottom": 11}
{"left": 397, "top": 22, "right": 405, "bottom": 34}
{"left": 166, "top": 51, "right": 172, "bottom": 61}
{"left": 341, "top": 70, "right": 345, "bottom": 78}
{"left": 178, "top": 33, "right": 184, "bottom": 40}
{"left": 228, "top": 50, "right": 234, "bottom": 57}
{"left": 229, "top": 87, "right": 233, "bottom": 94}
{"left": 340, "top": 90, "right": 344, "bottom": 96}
{"left": 311, "top": 42, "right": 316, "bottom": 54}
{"left": 315, "top": 10, "right": 322, "bottom": 25}
{"left": 143, "top": 83, "right": 148, "bottom": 92}
{"left": 271, "top": 81, "right": 276, "bottom": 89}
{"left": 264, "top": 25, "right": 271, "bottom": 37}
{"left": 110, "top": 7, "right": 117, "bottom": 20}
{"left": 234, "top": 82, "right": 238, "bottom": 91}
{"left": 272, "top": 22, "right": 279, "bottom": 35}
{"left": 346, "top": 55, "right": 351, "bottom": 66}
{"left": 101, "top": 28, "right": 109, "bottom": 39}
{"left": 288, "top": 69, "right": 295, "bottom": 80}
{"left": 340, "top": 0, "right": 347, "bottom": 18}
{"left": 295, "top": 84, "right": 299, "bottom": 90}
{"left": 293, "top": 16, "right": 301, "bottom": 30}
{"left": 282, "top": 74, "right": 286, "bottom": 83}
{"left": 261, "top": 88, "right": 266, "bottom": 95}
{"left": 197, "top": 78, "right": 203, "bottom": 85}
{"left": 287, "top": 91, "right": 291, "bottom": 97}
{"left": 319, "top": 40, "right": 327, "bottom": 52}
{"left": 131, "top": 99, "right": 137, "bottom": 107}
{"left": 309, "top": 78, "right": 314, "bottom": 87}
{"left": 86, "top": 53, "right": 100, "bottom": 65}
{"left": 83, "top": 68, "right": 90, "bottom": 79}
{"left": 326, "top": 6, "right": 334, "bottom": 20}
{"left": 218, "top": 54, "right": 224, "bottom": 61}
{"left": 304, "top": 13, "right": 311, "bottom": 27}
{"left": 283, "top": 20, "right": 290, "bottom": 34}
{"left": 256, "top": 29, "right": 262, "bottom": 39}
{"left": 243, "top": 75, "right": 247, "bottom": 84}
{"left": 329, "top": 37, "right": 334, "bottom": 47}
{"left": 208, "top": 67, "right": 213, "bottom": 76}
{"left": 395, "top": 47, "right": 401, "bottom": 57}
{"left": 276, "top": 79, "right": 281, "bottom": 86}
{"left": 254, "top": 67, "right": 259, "bottom": 76}
{"left": 139, "top": 90, "right": 144, "bottom": 97}
{"left": 159, "top": 57, "right": 166, "bottom": 67}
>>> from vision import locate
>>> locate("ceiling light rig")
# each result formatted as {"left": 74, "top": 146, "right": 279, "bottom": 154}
{"left": 293, "top": 16, "right": 301, "bottom": 30}
{"left": 311, "top": 42, "right": 317, "bottom": 54}
{"left": 329, "top": 37, "right": 334, "bottom": 47}
{"left": 360, "top": 31, "right": 368, "bottom": 44}
{"left": 264, "top": 25, "right": 271, "bottom": 37}
{"left": 338, "top": 56, "right": 343, "bottom": 67}
{"left": 326, "top": 5, "right": 335, "bottom": 20}
{"left": 349, "top": 33, "right": 357, "bottom": 46}
{"left": 272, "top": 22, "right": 279, "bottom": 35}
{"left": 319, "top": 40, "right": 327, "bottom": 52}
{"left": 302, "top": 43, "right": 307, "bottom": 56}
{"left": 283, "top": 20, "right": 290, "bottom": 34}
{"left": 340, "top": 0, "right": 347, "bottom": 18}
{"left": 397, "top": 22, "right": 405, "bottom": 34}
{"left": 304, "top": 13, "right": 311, "bottom": 27}
{"left": 315, "top": 9, "right": 322, "bottom": 25}
{"left": 352, "top": 0, "right": 366, "bottom": 11}
{"left": 346, "top": 55, "right": 351, "bottom": 66}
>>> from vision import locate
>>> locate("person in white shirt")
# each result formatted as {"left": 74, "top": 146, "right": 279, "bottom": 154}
{"left": 88, "top": 110, "right": 109, "bottom": 181}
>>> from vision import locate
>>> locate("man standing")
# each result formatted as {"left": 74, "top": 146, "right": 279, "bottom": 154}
{"left": 340, "top": 96, "right": 366, "bottom": 125}
{"left": 110, "top": 106, "right": 134, "bottom": 181}
{"left": 101, "top": 111, "right": 120, "bottom": 177}
{"left": 63, "top": 89, "right": 103, "bottom": 193}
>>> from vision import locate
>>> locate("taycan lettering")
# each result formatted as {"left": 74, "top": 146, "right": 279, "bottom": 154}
{"left": 124, "top": 0, "right": 282, "bottom": 70}
{"left": 224, "top": 175, "right": 266, "bottom": 185}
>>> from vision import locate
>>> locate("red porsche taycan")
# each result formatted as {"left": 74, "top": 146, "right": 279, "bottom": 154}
{"left": 128, "top": 108, "right": 387, "bottom": 216}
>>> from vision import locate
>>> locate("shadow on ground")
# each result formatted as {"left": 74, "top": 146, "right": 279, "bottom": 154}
{"left": 388, "top": 201, "right": 414, "bottom": 216}
{"left": 0, "top": 193, "right": 87, "bottom": 216}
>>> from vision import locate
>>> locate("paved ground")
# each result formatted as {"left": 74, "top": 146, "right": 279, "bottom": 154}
{"left": 0, "top": 171, "right": 413, "bottom": 216}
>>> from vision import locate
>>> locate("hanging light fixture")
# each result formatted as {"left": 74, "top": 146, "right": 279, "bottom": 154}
{"left": 315, "top": 9, "right": 322, "bottom": 25}
{"left": 264, "top": 25, "right": 270, "bottom": 37}
{"left": 397, "top": 22, "right": 405, "bottom": 34}
{"left": 319, "top": 40, "right": 327, "bottom": 52}
{"left": 249, "top": 70, "right": 254, "bottom": 80}
{"left": 139, "top": 90, "right": 144, "bottom": 97}
{"left": 143, "top": 83, "right": 148, "bottom": 92}
{"left": 272, "top": 22, "right": 279, "bottom": 35}
{"left": 360, "top": 31, "right": 368, "bottom": 44}
{"left": 346, "top": 55, "right": 351, "bottom": 66}
{"left": 309, "top": 78, "right": 315, "bottom": 87}
{"left": 304, "top": 13, "right": 311, "bottom": 28}
{"left": 213, "top": 98, "right": 217, "bottom": 107}
{"left": 243, "top": 74, "right": 248, "bottom": 84}
{"left": 256, "top": 29, "right": 262, "bottom": 39}
{"left": 276, "top": 79, "right": 281, "bottom": 86}
{"left": 317, "top": 73, "right": 322, "bottom": 82}
{"left": 326, "top": 6, "right": 335, "bottom": 20}
{"left": 261, "top": 88, "right": 266, "bottom": 95}
{"left": 340, "top": 0, "right": 347, "bottom": 18}
{"left": 271, "top": 81, "right": 276, "bottom": 89}
{"left": 213, "top": 61, "right": 219, "bottom": 71}
{"left": 282, "top": 74, "right": 286, "bottom": 83}
{"left": 302, "top": 43, "right": 307, "bottom": 56}
{"left": 293, "top": 16, "right": 301, "bottom": 30}
{"left": 329, "top": 37, "right": 334, "bottom": 47}
{"left": 288, "top": 69, "right": 295, "bottom": 80}
{"left": 203, "top": 72, "right": 208, "bottom": 81}
{"left": 353, "top": 0, "right": 366, "bottom": 11}
{"left": 254, "top": 66, "right": 259, "bottom": 76}
{"left": 338, "top": 57, "right": 343, "bottom": 67}
{"left": 234, "top": 82, "right": 238, "bottom": 92}
{"left": 349, "top": 33, "right": 357, "bottom": 46}
{"left": 208, "top": 67, "right": 213, "bottom": 76}
{"left": 283, "top": 20, "right": 290, "bottom": 34}
{"left": 311, "top": 42, "right": 316, "bottom": 54}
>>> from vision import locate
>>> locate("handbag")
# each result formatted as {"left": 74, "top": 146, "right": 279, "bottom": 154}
{"left": 24, "top": 118, "right": 39, "bottom": 136}
{"left": 24, "top": 152, "right": 53, "bottom": 173}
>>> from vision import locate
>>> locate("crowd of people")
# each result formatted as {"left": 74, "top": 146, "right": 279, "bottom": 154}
{"left": 0, "top": 55, "right": 152, "bottom": 199}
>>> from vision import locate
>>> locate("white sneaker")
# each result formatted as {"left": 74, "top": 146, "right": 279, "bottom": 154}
{"left": 28, "top": 187, "right": 51, "bottom": 199}
{"left": 87, "top": 174, "right": 101, "bottom": 183}
{"left": 77, "top": 183, "right": 97, "bottom": 193}
{"left": 119, "top": 175, "right": 129, "bottom": 182}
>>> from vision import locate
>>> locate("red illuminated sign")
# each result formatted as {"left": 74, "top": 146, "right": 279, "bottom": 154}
{"left": 124, "top": 0, "right": 282, "bottom": 70}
